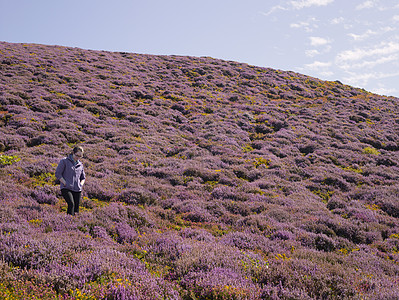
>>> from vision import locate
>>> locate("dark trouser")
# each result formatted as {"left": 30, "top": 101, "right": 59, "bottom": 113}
{"left": 61, "top": 189, "right": 81, "bottom": 215}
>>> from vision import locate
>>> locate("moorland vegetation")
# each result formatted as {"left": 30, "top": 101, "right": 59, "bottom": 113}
{"left": 0, "top": 41, "right": 399, "bottom": 299}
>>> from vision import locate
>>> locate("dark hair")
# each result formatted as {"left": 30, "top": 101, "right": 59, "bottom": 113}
{"left": 72, "top": 146, "right": 84, "bottom": 154}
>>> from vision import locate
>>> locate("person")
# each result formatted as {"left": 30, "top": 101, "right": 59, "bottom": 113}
{"left": 55, "top": 146, "right": 86, "bottom": 216}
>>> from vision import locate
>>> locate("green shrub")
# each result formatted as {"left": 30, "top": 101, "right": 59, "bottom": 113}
{"left": 362, "top": 147, "right": 380, "bottom": 155}
{"left": 0, "top": 155, "right": 20, "bottom": 166}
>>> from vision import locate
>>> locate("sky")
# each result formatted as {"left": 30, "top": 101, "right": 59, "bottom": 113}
{"left": 1, "top": 0, "right": 399, "bottom": 97}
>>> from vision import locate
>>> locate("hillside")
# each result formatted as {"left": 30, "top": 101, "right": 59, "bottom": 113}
{"left": 0, "top": 41, "right": 399, "bottom": 299}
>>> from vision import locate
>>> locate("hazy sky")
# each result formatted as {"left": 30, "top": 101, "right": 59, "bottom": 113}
{"left": 1, "top": 0, "right": 399, "bottom": 97}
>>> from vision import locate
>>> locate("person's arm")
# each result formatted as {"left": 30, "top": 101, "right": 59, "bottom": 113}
{"left": 55, "top": 159, "right": 66, "bottom": 185}
{"left": 80, "top": 167, "right": 86, "bottom": 187}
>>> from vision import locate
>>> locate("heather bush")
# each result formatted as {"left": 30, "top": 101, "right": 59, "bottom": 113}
{"left": 257, "top": 256, "right": 358, "bottom": 299}
{"left": 0, "top": 205, "right": 20, "bottom": 223}
{"left": 114, "top": 222, "right": 138, "bottom": 244}
{"left": 180, "top": 267, "right": 262, "bottom": 299}
{"left": 373, "top": 186, "right": 399, "bottom": 218}
{"left": 179, "top": 227, "right": 216, "bottom": 243}
{"left": 321, "top": 216, "right": 368, "bottom": 244}
{"left": 299, "top": 232, "right": 337, "bottom": 252}
{"left": 118, "top": 186, "right": 160, "bottom": 206}
{"left": 220, "top": 231, "right": 271, "bottom": 251}
{"left": 235, "top": 214, "right": 276, "bottom": 234}
{"left": 326, "top": 193, "right": 348, "bottom": 210}
{"left": 0, "top": 232, "right": 68, "bottom": 270}
{"left": 0, "top": 133, "right": 26, "bottom": 151}
{"left": 173, "top": 241, "right": 268, "bottom": 281}
{"left": 93, "top": 202, "right": 155, "bottom": 230}
{"left": 30, "top": 185, "right": 59, "bottom": 205}
{"left": 270, "top": 230, "right": 296, "bottom": 241}
{"left": 20, "top": 159, "right": 55, "bottom": 178}
{"left": 84, "top": 178, "right": 118, "bottom": 202}
{"left": 0, "top": 277, "right": 62, "bottom": 300}
{"left": 39, "top": 248, "right": 180, "bottom": 298}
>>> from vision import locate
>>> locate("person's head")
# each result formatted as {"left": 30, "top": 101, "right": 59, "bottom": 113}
{"left": 72, "top": 146, "right": 84, "bottom": 160}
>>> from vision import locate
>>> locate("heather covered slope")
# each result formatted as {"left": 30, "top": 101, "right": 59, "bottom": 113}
{"left": 0, "top": 41, "right": 399, "bottom": 299}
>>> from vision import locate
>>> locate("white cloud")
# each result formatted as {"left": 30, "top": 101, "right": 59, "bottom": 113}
{"left": 263, "top": 0, "right": 333, "bottom": 15}
{"left": 305, "top": 49, "right": 321, "bottom": 57}
{"left": 319, "top": 71, "right": 334, "bottom": 77}
{"left": 290, "top": 21, "right": 310, "bottom": 28}
{"left": 304, "top": 61, "right": 332, "bottom": 70}
{"left": 309, "top": 36, "right": 331, "bottom": 46}
{"left": 331, "top": 17, "right": 344, "bottom": 25}
{"left": 356, "top": 0, "right": 376, "bottom": 10}
{"left": 261, "top": 5, "right": 287, "bottom": 16}
{"left": 336, "top": 41, "right": 399, "bottom": 62}
{"left": 344, "top": 71, "right": 399, "bottom": 86}
{"left": 370, "top": 86, "right": 398, "bottom": 96}
{"left": 348, "top": 27, "right": 395, "bottom": 41}
{"left": 357, "top": 55, "right": 398, "bottom": 68}
{"left": 290, "top": 0, "right": 334, "bottom": 9}
{"left": 381, "top": 26, "right": 396, "bottom": 33}
{"left": 339, "top": 54, "right": 398, "bottom": 70}
{"left": 290, "top": 18, "right": 318, "bottom": 32}
{"left": 348, "top": 29, "right": 377, "bottom": 41}
{"left": 261, "top": 0, "right": 398, "bottom": 97}
{"left": 300, "top": 61, "right": 334, "bottom": 79}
